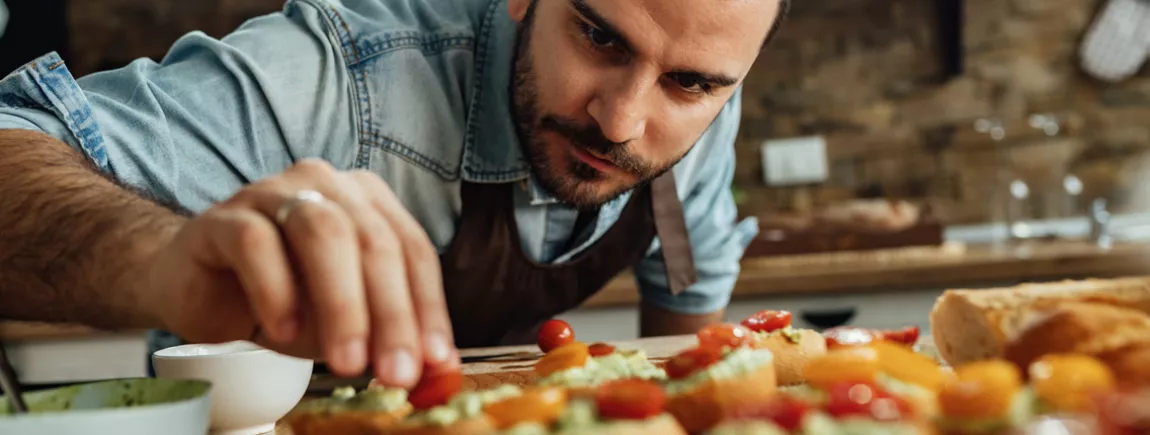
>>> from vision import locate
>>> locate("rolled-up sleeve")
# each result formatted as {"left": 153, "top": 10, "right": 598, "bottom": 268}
{"left": 635, "top": 89, "right": 760, "bottom": 314}
{"left": 0, "top": 1, "right": 357, "bottom": 213}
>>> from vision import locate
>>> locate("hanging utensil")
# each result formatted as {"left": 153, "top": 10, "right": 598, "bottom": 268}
{"left": 0, "top": 342, "right": 28, "bottom": 414}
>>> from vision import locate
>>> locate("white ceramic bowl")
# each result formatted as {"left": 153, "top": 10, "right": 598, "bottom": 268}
{"left": 152, "top": 341, "right": 314, "bottom": 435}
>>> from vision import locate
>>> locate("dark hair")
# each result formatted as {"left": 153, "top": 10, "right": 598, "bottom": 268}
{"left": 763, "top": 0, "right": 791, "bottom": 48}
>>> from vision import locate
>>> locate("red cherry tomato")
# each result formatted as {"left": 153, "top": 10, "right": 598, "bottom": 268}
{"left": 740, "top": 310, "right": 793, "bottom": 333}
{"left": 824, "top": 382, "right": 914, "bottom": 422}
{"left": 823, "top": 327, "right": 879, "bottom": 349}
{"left": 665, "top": 346, "right": 723, "bottom": 380}
{"left": 1096, "top": 389, "right": 1150, "bottom": 435}
{"left": 595, "top": 379, "right": 666, "bottom": 420}
{"left": 726, "top": 397, "right": 813, "bottom": 431}
{"left": 408, "top": 367, "right": 464, "bottom": 410}
{"left": 879, "top": 326, "right": 921, "bottom": 346}
{"left": 697, "top": 323, "right": 752, "bottom": 351}
{"left": 588, "top": 342, "right": 616, "bottom": 357}
{"left": 538, "top": 319, "right": 575, "bottom": 353}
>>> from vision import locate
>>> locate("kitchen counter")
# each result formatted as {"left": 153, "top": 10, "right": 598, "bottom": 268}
{"left": 3, "top": 238, "right": 1149, "bottom": 343}
{"left": 583, "top": 238, "right": 1150, "bottom": 308}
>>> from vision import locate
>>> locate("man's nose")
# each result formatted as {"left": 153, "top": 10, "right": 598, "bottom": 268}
{"left": 587, "top": 75, "right": 651, "bottom": 144}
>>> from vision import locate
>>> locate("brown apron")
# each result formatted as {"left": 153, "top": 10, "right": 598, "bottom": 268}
{"left": 440, "top": 172, "right": 698, "bottom": 348}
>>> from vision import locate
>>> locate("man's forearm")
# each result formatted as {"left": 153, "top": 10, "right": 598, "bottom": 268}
{"left": 0, "top": 129, "right": 189, "bottom": 330}
{"left": 640, "top": 302, "right": 725, "bottom": 337}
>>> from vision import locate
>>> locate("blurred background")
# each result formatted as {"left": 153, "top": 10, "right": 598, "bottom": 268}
{"left": 3, "top": 0, "right": 1150, "bottom": 385}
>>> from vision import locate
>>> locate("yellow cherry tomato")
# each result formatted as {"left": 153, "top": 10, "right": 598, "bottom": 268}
{"left": 483, "top": 387, "right": 568, "bottom": 429}
{"left": 1029, "top": 354, "right": 1115, "bottom": 413}
{"left": 535, "top": 342, "right": 590, "bottom": 377}
{"left": 939, "top": 359, "right": 1023, "bottom": 419}
{"left": 803, "top": 346, "right": 881, "bottom": 390}
{"left": 869, "top": 340, "right": 950, "bottom": 392}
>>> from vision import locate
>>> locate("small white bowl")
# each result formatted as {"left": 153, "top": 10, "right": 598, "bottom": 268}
{"left": 152, "top": 341, "right": 314, "bottom": 435}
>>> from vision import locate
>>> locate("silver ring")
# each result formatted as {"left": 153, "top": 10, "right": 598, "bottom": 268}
{"left": 274, "top": 189, "right": 327, "bottom": 226}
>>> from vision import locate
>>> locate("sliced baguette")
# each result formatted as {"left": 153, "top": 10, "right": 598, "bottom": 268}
{"left": 382, "top": 415, "right": 496, "bottom": 435}
{"left": 556, "top": 414, "right": 688, "bottom": 435}
{"left": 1002, "top": 301, "right": 1150, "bottom": 372}
{"left": 666, "top": 362, "right": 779, "bottom": 433}
{"left": 751, "top": 329, "right": 826, "bottom": 386}
{"left": 285, "top": 404, "right": 413, "bottom": 435}
{"left": 929, "top": 276, "right": 1150, "bottom": 366}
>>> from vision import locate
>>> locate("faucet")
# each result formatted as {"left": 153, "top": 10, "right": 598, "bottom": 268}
{"left": 1089, "top": 198, "right": 1112, "bottom": 249}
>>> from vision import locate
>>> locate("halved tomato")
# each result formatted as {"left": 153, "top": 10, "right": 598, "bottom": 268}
{"left": 588, "top": 342, "right": 616, "bottom": 357}
{"left": 939, "top": 359, "right": 1022, "bottom": 419}
{"left": 740, "top": 310, "right": 793, "bottom": 333}
{"left": 408, "top": 366, "right": 464, "bottom": 410}
{"left": 825, "top": 382, "right": 915, "bottom": 421}
{"left": 1029, "top": 354, "right": 1116, "bottom": 413}
{"left": 595, "top": 379, "right": 666, "bottom": 420}
{"left": 697, "top": 323, "right": 752, "bottom": 351}
{"left": 535, "top": 342, "right": 590, "bottom": 377}
{"left": 484, "top": 387, "right": 568, "bottom": 429}
{"left": 726, "top": 396, "right": 813, "bottom": 431}
{"left": 803, "top": 346, "right": 881, "bottom": 390}
{"left": 665, "top": 346, "right": 723, "bottom": 380}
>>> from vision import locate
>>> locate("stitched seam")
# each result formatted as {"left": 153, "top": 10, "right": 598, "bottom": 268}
{"left": 461, "top": 1, "right": 499, "bottom": 178}
{"left": 305, "top": 1, "right": 374, "bottom": 169}
{"left": 351, "top": 34, "right": 475, "bottom": 66}
{"left": 361, "top": 133, "right": 460, "bottom": 179}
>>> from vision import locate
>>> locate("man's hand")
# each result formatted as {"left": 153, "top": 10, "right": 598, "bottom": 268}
{"left": 142, "top": 159, "right": 457, "bottom": 387}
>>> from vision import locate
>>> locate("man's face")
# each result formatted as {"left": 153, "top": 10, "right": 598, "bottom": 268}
{"left": 509, "top": 0, "right": 778, "bottom": 209}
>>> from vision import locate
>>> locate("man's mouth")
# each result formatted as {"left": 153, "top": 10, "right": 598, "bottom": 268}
{"left": 569, "top": 143, "right": 618, "bottom": 173}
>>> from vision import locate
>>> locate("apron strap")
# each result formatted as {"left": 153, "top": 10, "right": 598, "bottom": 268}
{"left": 650, "top": 172, "right": 698, "bottom": 295}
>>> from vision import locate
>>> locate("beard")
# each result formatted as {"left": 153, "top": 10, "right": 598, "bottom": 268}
{"left": 509, "top": 2, "right": 683, "bottom": 209}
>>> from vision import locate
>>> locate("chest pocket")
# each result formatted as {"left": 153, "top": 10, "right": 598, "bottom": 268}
{"left": 351, "top": 33, "right": 476, "bottom": 180}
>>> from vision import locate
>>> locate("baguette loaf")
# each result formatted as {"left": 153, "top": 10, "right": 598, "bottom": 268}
{"left": 1002, "top": 302, "right": 1150, "bottom": 372}
{"left": 929, "top": 276, "right": 1150, "bottom": 366}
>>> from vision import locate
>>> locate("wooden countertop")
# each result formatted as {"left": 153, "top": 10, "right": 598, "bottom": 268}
{"left": 583, "top": 238, "right": 1150, "bottom": 307}
{"left": 6, "top": 238, "right": 1150, "bottom": 342}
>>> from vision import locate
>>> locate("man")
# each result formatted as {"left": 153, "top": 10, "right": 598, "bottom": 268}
{"left": 0, "top": 0, "right": 786, "bottom": 388}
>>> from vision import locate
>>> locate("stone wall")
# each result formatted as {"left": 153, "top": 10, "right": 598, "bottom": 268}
{"left": 738, "top": 0, "right": 1150, "bottom": 224}
{"left": 67, "top": 0, "right": 1150, "bottom": 224}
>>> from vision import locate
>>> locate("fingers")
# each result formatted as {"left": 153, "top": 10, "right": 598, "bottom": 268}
{"left": 193, "top": 208, "right": 299, "bottom": 344}
{"left": 337, "top": 173, "right": 423, "bottom": 387}
{"left": 351, "top": 172, "right": 457, "bottom": 370}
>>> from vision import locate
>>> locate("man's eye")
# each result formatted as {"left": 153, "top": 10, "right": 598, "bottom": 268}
{"left": 673, "top": 75, "right": 713, "bottom": 94}
{"left": 581, "top": 23, "right": 617, "bottom": 48}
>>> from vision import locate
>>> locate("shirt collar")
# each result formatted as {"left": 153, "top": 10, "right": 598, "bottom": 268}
{"left": 460, "top": 0, "right": 531, "bottom": 183}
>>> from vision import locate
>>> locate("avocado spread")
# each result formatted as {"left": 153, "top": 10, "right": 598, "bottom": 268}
{"left": 664, "top": 347, "right": 775, "bottom": 396}
{"left": 295, "top": 386, "right": 408, "bottom": 414}
{"left": 753, "top": 325, "right": 804, "bottom": 344}
{"left": 537, "top": 349, "right": 667, "bottom": 388}
{"left": 708, "top": 420, "right": 789, "bottom": 435}
{"left": 801, "top": 411, "right": 924, "bottom": 435}
{"left": 412, "top": 384, "right": 524, "bottom": 426}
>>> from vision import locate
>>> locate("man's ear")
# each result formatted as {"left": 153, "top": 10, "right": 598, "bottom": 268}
{"left": 508, "top": 0, "right": 531, "bottom": 22}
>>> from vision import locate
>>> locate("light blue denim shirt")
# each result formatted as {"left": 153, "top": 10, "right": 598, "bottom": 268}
{"left": 0, "top": 0, "right": 758, "bottom": 317}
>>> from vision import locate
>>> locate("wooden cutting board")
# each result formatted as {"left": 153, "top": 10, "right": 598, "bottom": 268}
{"left": 459, "top": 334, "right": 697, "bottom": 390}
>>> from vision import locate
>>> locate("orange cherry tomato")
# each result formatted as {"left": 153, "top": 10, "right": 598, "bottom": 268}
{"left": 1029, "top": 354, "right": 1116, "bottom": 413}
{"left": 538, "top": 319, "right": 575, "bottom": 353}
{"left": 535, "top": 341, "right": 590, "bottom": 377}
{"left": 595, "top": 379, "right": 666, "bottom": 420}
{"left": 665, "top": 346, "right": 723, "bottom": 380}
{"left": 407, "top": 366, "right": 464, "bottom": 410}
{"left": 697, "top": 323, "right": 753, "bottom": 351}
{"left": 740, "top": 310, "right": 793, "bottom": 333}
{"left": 803, "top": 346, "right": 881, "bottom": 390}
{"left": 939, "top": 359, "right": 1022, "bottom": 419}
{"left": 869, "top": 341, "right": 948, "bottom": 392}
{"left": 484, "top": 387, "right": 568, "bottom": 429}
{"left": 589, "top": 342, "right": 616, "bottom": 357}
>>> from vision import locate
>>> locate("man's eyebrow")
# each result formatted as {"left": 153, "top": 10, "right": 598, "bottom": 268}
{"left": 670, "top": 69, "right": 740, "bottom": 87}
{"left": 570, "top": 0, "right": 635, "bottom": 52}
